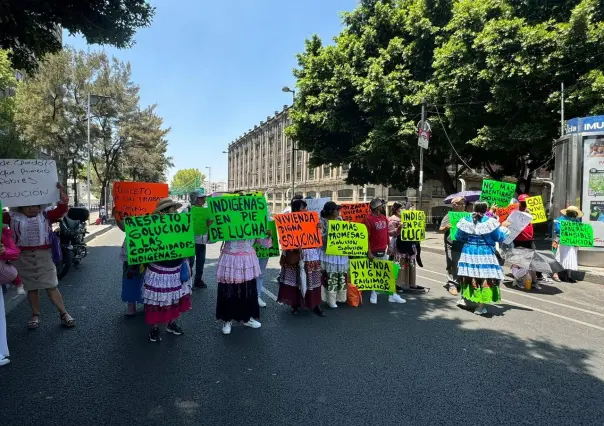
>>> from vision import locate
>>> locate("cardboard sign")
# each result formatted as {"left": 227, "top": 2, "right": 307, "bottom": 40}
{"left": 526, "top": 196, "right": 547, "bottom": 224}
{"left": 125, "top": 212, "right": 195, "bottom": 265}
{"left": 306, "top": 197, "right": 330, "bottom": 213}
{"left": 113, "top": 182, "right": 169, "bottom": 220}
{"left": 254, "top": 221, "right": 280, "bottom": 258}
{"left": 480, "top": 179, "right": 516, "bottom": 208}
{"left": 496, "top": 203, "right": 519, "bottom": 223}
{"left": 325, "top": 220, "right": 368, "bottom": 256}
{"left": 341, "top": 203, "right": 371, "bottom": 223}
{"left": 448, "top": 212, "right": 471, "bottom": 241}
{"left": 207, "top": 196, "right": 269, "bottom": 242}
{"left": 560, "top": 221, "right": 594, "bottom": 247}
{"left": 503, "top": 210, "right": 533, "bottom": 244}
{"left": 274, "top": 211, "right": 322, "bottom": 250}
{"left": 350, "top": 259, "right": 396, "bottom": 294}
{"left": 0, "top": 159, "right": 59, "bottom": 208}
{"left": 400, "top": 210, "right": 426, "bottom": 241}
{"left": 191, "top": 206, "right": 211, "bottom": 235}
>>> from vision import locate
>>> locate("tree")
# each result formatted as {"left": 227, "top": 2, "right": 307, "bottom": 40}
{"left": 0, "top": 0, "right": 155, "bottom": 71}
{"left": 170, "top": 169, "right": 206, "bottom": 193}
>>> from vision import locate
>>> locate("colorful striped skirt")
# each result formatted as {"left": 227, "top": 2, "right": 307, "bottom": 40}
{"left": 142, "top": 262, "right": 192, "bottom": 325}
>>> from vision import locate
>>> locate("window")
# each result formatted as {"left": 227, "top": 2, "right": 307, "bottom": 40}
{"left": 294, "top": 192, "right": 304, "bottom": 197}
{"left": 275, "top": 192, "right": 282, "bottom": 200}
{"left": 266, "top": 193, "right": 273, "bottom": 200}
{"left": 323, "top": 165, "right": 331, "bottom": 177}
{"left": 431, "top": 183, "right": 446, "bottom": 197}
{"left": 388, "top": 188, "right": 406, "bottom": 197}
{"left": 306, "top": 191, "right": 317, "bottom": 198}
{"left": 358, "top": 187, "right": 376, "bottom": 198}
{"left": 338, "top": 189, "right": 353, "bottom": 200}
{"left": 308, "top": 168, "right": 315, "bottom": 180}
{"left": 320, "top": 190, "right": 332, "bottom": 198}
{"left": 296, "top": 170, "right": 302, "bottom": 180}
{"left": 342, "top": 163, "right": 350, "bottom": 172}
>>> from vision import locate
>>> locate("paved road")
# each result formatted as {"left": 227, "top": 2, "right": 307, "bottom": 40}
{"left": 2, "top": 228, "right": 604, "bottom": 425}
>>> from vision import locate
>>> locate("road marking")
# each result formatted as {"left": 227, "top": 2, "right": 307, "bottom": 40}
{"left": 262, "top": 287, "right": 278, "bottom": 302}
{"left": 417, "top": 274, "right": 604, "bottom": 332}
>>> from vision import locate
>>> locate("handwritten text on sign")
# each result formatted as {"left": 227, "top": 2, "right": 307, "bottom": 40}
{"left": 274, "top": 211, "right": 323, "bottom": 250}
{"left": 208, "top": 196, "right": 268, "bottom": 242}
{"left": 113, "top": 182, "right": 169, "bottom": 220}
{"left": 0, "top": 159, "right": 59, "bottom": 208}
{"left": 350, "top": 259, "right": 396, "bottom": 294}
{"left": 560, "top": 221, "right": 594, "bottom": 247}
{"left": 306, "top": 197, "right": 330, "bottom": 213}
{"left": 503, "top": 210, "right": 533, "bottom": 244}
{"left": 400, "top": 210, "right": 426, "bottom": 241}
{"left": 526, "top": 196, "right": 547, "bottom": 224}
{"left": 326, "top": 220, "right": 368, "bottom": 256}
{"left": 125, "top": 213, "right": 195, "bottom": 265}
{"left": 480, "top": 179, "right": 516, "bottom": 207}
{"left": 340, "top": 203, "right": 371, "bottom": 223}
{"left": 448, "top": 212, "right": 471, "bottom": 241}
{"left": 254, "top": 221, "right": 280, "bottom": 258}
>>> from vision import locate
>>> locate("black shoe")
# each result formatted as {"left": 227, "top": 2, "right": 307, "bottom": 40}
{"left": 313, "top": 306, "right": 326, "bottom": 317}
{"left": 567, "top": 277, "right": 577, "bottom": 283}
{"left": 396, "top": 285, "right": 405, "bottom": 293}
{"left": 148, "top": 327, "right": 161, "bottom": 343}
{"left": 194, "top": 278, "right": 207, "bottom": 289}
{"left": 291, "top": 307, "right": 300, "bottom": 315}
{"left": 166, "top": 322, "right": 184, "bottom": 336}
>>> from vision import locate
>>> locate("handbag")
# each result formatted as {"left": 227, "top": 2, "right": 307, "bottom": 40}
{"left": 180, "top": 259, "right": 191, "bottom": 282}
{"left": 479, "top": 233, "right": 505, "bottom": 266}
{"left": 0, "top": 227, "right": 20, "bottom": 261}
{"left": 49, "top": 229, "right": 62, "bottom": 265}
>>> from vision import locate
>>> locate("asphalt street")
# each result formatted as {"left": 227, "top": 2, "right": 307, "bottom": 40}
{"left": 2, "top": 227, "right": 604, "bottom": 425}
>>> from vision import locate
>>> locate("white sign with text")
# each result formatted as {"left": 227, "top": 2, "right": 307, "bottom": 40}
{"left": 0, "top": 159, "right": 59, "bottom": 207}
{"left": 306, "top": 197, "right": 330, "bottom": 213}
{"left": 503, "top": 210, "right": 533, "bottom": 245}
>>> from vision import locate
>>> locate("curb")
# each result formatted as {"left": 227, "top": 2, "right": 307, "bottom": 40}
{"left": 4, "top": 225, "right": 115, "bottom": 315}
{"left": 421, "top": 245, "right": 604, "bottom": 286}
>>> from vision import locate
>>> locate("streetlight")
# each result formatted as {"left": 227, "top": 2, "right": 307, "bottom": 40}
{"left": 87, "top": 93, "right": 112, "bottom": 211}
{"left": 206, "top": 166, "right": 211, "bottom": 194}
{"left": 282, "top": 86, "right": 296, "bottom": 197}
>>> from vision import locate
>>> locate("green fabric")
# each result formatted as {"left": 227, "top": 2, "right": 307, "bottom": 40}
{"left": 461, "top": 280, "right": 501, "bottom": 304}
{"left": 326, "top": 272, "right": 347, "bottom": 293}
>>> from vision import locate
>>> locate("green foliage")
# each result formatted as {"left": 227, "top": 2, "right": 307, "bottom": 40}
{"left": 1, "top": 0, "right": 155, "bottom": 71}
{"left": 170, "top": 169, "right": 206, "bottom": 192}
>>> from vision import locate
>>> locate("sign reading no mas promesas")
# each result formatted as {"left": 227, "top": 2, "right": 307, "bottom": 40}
{"left": 0, "top": 159, "right": 59, "bottom": 208}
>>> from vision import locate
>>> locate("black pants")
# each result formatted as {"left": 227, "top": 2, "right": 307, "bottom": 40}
{"left": 189, "top": 243, "right": 207, "bottom": 280}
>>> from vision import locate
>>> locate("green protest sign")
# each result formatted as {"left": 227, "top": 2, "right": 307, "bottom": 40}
{"left": 326, "top": 220, "right": 368, "bottom": 256}
{"left": 400, "top": 210, "right": 426, "bottom": 241}
{"left": 125, "top": 212, "right": 195, "bottom": 265}
{"left": 480, "top": 179, "right": 516, "bottom": 207}
{"left": 350, "top": 259, "right": 396, "bottom": 294}
{"left": 254, "top": 221, "right": 280, "bottom": 258}
{"left": 207, "top": 196, "right": 269, "bottom": 242}
{"left": 191, "top": 206, "right": 211, "bottom": 235}
{"left": 560, "top": 221, "right": 594, "bottom": 247}
{"left": 448, "top": 212, "right": 471, "bottom": 241}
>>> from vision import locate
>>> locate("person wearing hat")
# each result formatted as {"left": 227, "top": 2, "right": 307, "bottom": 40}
{"left": 188, "top": 190, "right": 209, "bottom": 288}
{"left": 363, "top": 198, "right": 406, "bottom": 304}
{"left": 319, "top": 201, "right": 348, "bottom": 308}
{"left": 553, "top": 206, "right": 583, "bottom": 283}
{"left": 511, "top": 194, "right": 545, "bottom": 290}
{"left": 283, "top": 194, "right": 304, "bottom": 214}
{"left": 142, "top": 198, "right": 192, "bottom": 342}
{"left": 439, "top": 196, "right": 467, "bottom": 295}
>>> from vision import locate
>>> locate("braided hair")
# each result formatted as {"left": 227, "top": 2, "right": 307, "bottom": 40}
{"left": 472, "top": 201, "right": 489, "bottom": 224}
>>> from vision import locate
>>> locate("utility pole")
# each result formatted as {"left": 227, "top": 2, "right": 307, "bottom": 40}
{"left": 206, "top": 167, "right": 211, "bottom": 194}
{"left": 561, "top": 82, "right": 565, "bottom": 137}
{"left": 418, "top": 100, "right": 426, "bottom": 211}
{"left": 87, "top": 93, "right": 91, "bottom": 211}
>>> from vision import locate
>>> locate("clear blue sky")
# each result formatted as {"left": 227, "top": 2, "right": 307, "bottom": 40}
{"left": 64, "top": 0, "right": 358, "bottom": 184}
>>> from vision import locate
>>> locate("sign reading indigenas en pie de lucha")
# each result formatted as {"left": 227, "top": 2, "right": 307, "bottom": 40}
{"left": 207, "top": 196, "right": 269, "bottom": 242}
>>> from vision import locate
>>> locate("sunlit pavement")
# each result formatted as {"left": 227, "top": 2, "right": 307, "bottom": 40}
{"left": 1, "top": 228, "right": 604, "bottom": 425}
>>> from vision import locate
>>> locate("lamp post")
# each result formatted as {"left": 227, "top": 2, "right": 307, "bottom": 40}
{"left": 206, "top": 166, "right": 211, "bottom": 194}
{"left": 87, "top": 93, "right": 112, "bottom": 210}
{"left": 282, "top": 86, "right": 296, "bottom": 198}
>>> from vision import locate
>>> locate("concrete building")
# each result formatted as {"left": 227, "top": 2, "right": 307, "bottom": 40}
{"left": 227, "top": 105, "right": 553, "bottom": 220}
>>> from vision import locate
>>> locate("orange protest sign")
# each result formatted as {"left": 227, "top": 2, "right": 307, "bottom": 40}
{"left": 496, "top": 203, "right": 519, "bottom": 223}
{"left": 340, "top": 203, "right": 371, "bottom": 223}
{"left": 273, "top": 211, "right": 323, "bottom": 250}
{"left": 113, "top": 182, "right": 169, "bottom": 220}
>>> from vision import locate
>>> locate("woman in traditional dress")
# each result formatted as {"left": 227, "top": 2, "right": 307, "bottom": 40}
{"left": 115, "top": 216, "right": 143, "bottom": 316}
{"left": 3, "top": 184, "right": 75, "bottom": 329}
{"left": 553, "top": 206, "right": 582, "bottom": 283}
{"left": 277, "top": 199, "right": 326, "bottom": 317}
{"left": 142, "top": 198, "right": 192, "bottom": 343}
{"left": 216, "top": 228, "right": 273, "bottom": 335}
{"left": 319, "top": 201, "right": 348, "bottom": 308}
{"left": 455, "top": 201, "right": 509, "bottom": 315}
{"left": 389, "top": 202, "right": 423, "bottom": 294}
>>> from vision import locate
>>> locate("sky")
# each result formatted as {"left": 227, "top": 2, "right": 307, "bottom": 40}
{"left": 64, "top": 0, "right": 359, "bottom": 184}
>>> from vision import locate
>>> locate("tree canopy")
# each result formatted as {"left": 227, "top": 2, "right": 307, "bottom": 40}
{"left": 289, "top": 0, "right": 604, "bottom": 194}
{"left": 0, "top": 0, "right": 154, "bottom": 71}
{"left": 170, "top": 169, "right": 206, "bottom": 194}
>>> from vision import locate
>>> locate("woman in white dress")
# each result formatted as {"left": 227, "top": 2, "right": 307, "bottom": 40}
{"left": 553, "top": 206, "right": 582, "bottom": 283}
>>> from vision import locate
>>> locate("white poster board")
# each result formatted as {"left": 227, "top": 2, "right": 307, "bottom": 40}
{"left": 0, "top": 159, "right": 59, "bottom": 208}
{"left": 306, "top": 197, "right": 330, "bottom": 213}
{"left": 503, "top": 210, "right": 533, "bottom": 245}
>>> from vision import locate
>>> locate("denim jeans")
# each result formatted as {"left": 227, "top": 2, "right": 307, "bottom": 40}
{"left": 257, "top": 257, "right": 269, "bottom": 298}
{"left": 189, "top": 244, "right": 207, "bottom": 280}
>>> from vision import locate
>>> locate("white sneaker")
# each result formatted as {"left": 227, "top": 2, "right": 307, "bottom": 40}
{"left": 456, "top": 298, "right": 467, "bottom": 307}
{"left": 370, "top": 291, "right": 378, "bottom": 304}
{"left": 222, "top": 321, "right": 232, "bottom": 335}
{"left": 0, "top": 357, "right": 10, "bottom": 367}
{"left": 244, "top": 318, "right": 262, "bottom": 329}
{"left": 328, "top": 302, "right": 338, "bottom": 309}
{"left": 474, "top": 307, "right": 488, "bottom": 316}
{"left": 388, "top": 294, "right": 407, "bottom": 304}
{"left": 258, "top": 298, "right": 267, "bottom": 308}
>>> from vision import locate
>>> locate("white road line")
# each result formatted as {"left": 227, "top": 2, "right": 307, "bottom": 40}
{"left": 262, "top": 287, "right": 278, "bottom": 302}
{"left": 419, "top": 267, "right": 604, "bottom": 319}
{"left": 417, "top": 274, "right": 604, "bottom": 332}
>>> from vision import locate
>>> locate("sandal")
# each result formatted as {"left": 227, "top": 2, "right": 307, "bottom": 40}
{"left": 28, "top": 313, "right": 40, "bottom": 329}
{"left": 60, "top": 312, "right": 76, "bottom": 328}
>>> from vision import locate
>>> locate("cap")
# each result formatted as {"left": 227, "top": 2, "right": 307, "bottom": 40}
{"left": 370, "top": 198, "right": 384, "bottom": 210}
{"left": 323, "top": 201, "right": 342, "bottom": 211}
{"left": 518, "top": 194, "right": 529, "bottom": 202}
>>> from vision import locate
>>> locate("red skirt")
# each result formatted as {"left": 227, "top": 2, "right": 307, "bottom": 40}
{"left": 277, "top": 257, "right": 322, "bottom": 309}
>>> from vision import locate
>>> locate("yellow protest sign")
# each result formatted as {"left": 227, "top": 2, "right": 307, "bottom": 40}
{"left": 400, "top": 210, "right": 426, "bottom": 241}
{"left": 325, "top": 220, "right": 368, "bottom": 256}
{"left": 526, "top": 196, "right": 547, "bottom": 224}
{"left": 350, "top": 259, "right": 396, "bottom": 294}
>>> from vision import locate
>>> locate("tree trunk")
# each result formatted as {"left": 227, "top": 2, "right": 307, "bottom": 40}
{"left": 434, "top": 164, "right": 458, "bottom": 195}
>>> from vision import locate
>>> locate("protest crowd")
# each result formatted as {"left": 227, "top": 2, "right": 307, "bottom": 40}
{"left": 1, "top": 165, "right": 593, "bottom": 361}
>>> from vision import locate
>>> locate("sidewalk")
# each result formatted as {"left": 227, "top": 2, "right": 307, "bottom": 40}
{"left": 421, "top": 230, "right": 604, "bottom": 285}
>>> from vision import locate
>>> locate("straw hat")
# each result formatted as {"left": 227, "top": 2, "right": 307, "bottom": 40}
{"left": 153, "top": 198, "right": 182, "bottom": 214}
{"left": 561, "top": 206, "right": 583, "bottom": 218}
